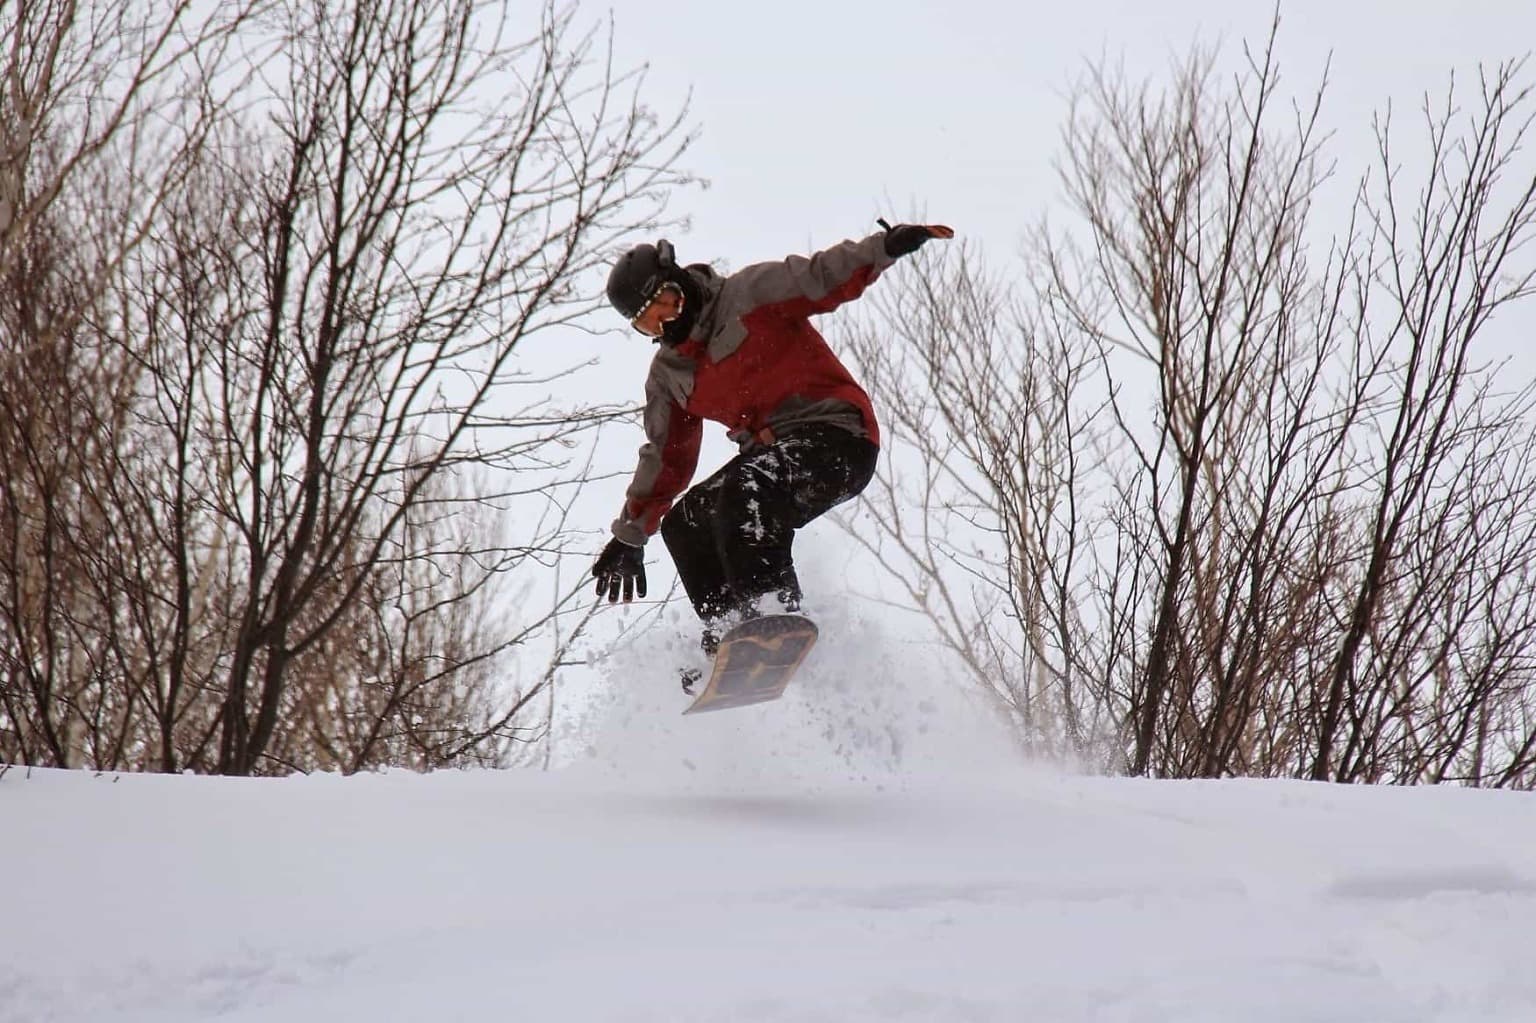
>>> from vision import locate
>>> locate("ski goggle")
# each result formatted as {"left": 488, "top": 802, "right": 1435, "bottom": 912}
{"left": 630, "top": 282, "right": 684, "bottom": 336}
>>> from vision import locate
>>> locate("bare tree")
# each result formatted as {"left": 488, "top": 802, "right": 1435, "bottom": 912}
{"left": 0, "top": 0, "right": 694, "bottom": 774}
{"left": 1048, "top": 35, "right": 1362, "bottom": 778}
{"left": 1307, "top": 63, "right": 1536, "bottom": 782}
{"left": 845, "top": 22, "right": 1536, "bottom": 786}
{"left": 840, "top": 244, "right": 1115, "bottom": 763}
{"left": 0, "top": 0, "right": 260, "bottom": 331}
{"left": 0, "top": 0, "right": 262, "bottom": 770}
{"left": 0, "top": 224, "right": 127, "bottom": 766}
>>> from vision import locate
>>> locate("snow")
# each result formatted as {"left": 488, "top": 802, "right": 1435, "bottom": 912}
{"left": 8, "top": 765, "right": 1536, "bottom": 1022}
{"left": 7, "top": 603, "right": 1536, "bottom": 1022}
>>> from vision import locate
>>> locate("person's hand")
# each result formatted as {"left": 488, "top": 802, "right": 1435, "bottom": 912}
{"left": 881, "top": 221, "right": 955, "bottom": 258}
{"left": 592, "top": 537, "right": 646, "bottom": 603}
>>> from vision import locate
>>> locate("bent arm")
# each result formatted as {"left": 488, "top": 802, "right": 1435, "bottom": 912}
{"left": 611, "top": 377, "right": 702, "bottom": 545}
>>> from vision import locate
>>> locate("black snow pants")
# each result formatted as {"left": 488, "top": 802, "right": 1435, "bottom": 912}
{"left": 659, "top": 424, "right": 878, "bottom": 627}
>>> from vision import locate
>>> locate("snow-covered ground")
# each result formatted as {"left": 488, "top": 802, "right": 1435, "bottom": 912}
{"left": 7, "top": 603, "right": 1536, "bottom": 1022}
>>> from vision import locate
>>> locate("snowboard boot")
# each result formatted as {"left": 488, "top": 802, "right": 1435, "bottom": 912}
{"left": 701, "top": 624, "right": 722, "bottom": 659}
{"left": 680, "top": 625, "right": 723, "bottom": 695}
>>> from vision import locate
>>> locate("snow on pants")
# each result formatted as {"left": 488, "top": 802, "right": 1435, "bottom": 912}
{"left": 660, "top": 424, "right": 878, "bottom": 624}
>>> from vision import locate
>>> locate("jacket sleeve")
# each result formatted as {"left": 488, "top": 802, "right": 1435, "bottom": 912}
{"left": 610, "top": 372, "right": 702, "bottom": 545}
{"left": 727, "top": 232, "right": 897, "bottom": 318}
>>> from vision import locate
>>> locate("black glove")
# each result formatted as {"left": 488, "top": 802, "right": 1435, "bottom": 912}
{"left": 879, "top": 219, "right": 955, "bottom": 258}
{"left": 592, "top": 537, "right": 646, "bottom": 603}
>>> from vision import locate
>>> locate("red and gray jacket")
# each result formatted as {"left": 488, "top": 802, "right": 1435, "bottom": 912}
{"left": 610, "top": 231, "right": 894, "bottom": 546}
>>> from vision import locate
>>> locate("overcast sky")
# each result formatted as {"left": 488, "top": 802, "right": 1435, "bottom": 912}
{"left": 598, "top": 1, "right": 1534, "bottom": 265}
{"left": 541, "top": 2, "right": 1530, "bottom": 456}
{"left": 523, "top": 0, "right": 1536, "bottom": 547}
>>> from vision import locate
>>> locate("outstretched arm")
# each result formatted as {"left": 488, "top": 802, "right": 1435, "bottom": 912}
{"left": 728, "top": 223, "right": 955, "bottom": 318}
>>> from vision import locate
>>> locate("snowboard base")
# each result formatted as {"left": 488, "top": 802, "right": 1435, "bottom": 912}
{"left": 682, "top": 614, "right": 818, "bottom": 715}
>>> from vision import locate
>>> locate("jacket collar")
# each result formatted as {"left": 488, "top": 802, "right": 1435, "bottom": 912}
{"left": 659, "top": 265, "right": 721, "bottom": 347}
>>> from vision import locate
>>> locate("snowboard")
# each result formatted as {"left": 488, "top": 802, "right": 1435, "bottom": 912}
{"left": 682, "top": 614, "right": 818, "bottom": 715}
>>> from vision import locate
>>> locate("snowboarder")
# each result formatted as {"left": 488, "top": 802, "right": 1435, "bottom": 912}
{"left": 591, "top": 219, "right": 954, "bottom": 671}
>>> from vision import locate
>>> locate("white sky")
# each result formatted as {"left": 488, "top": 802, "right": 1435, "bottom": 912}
{"left": 534, "top": 1, "right": 1536, "bottom": 413}
{"left": 597, "top": 0, "right": 1536, "bottom": 271}
{"left": 528, "top": 1, "right": 1536, "bottom": 529}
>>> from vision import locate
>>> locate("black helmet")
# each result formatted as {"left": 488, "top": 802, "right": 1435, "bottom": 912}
{"left": 606, "top": 239, "right": 678, "bottom": 319}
